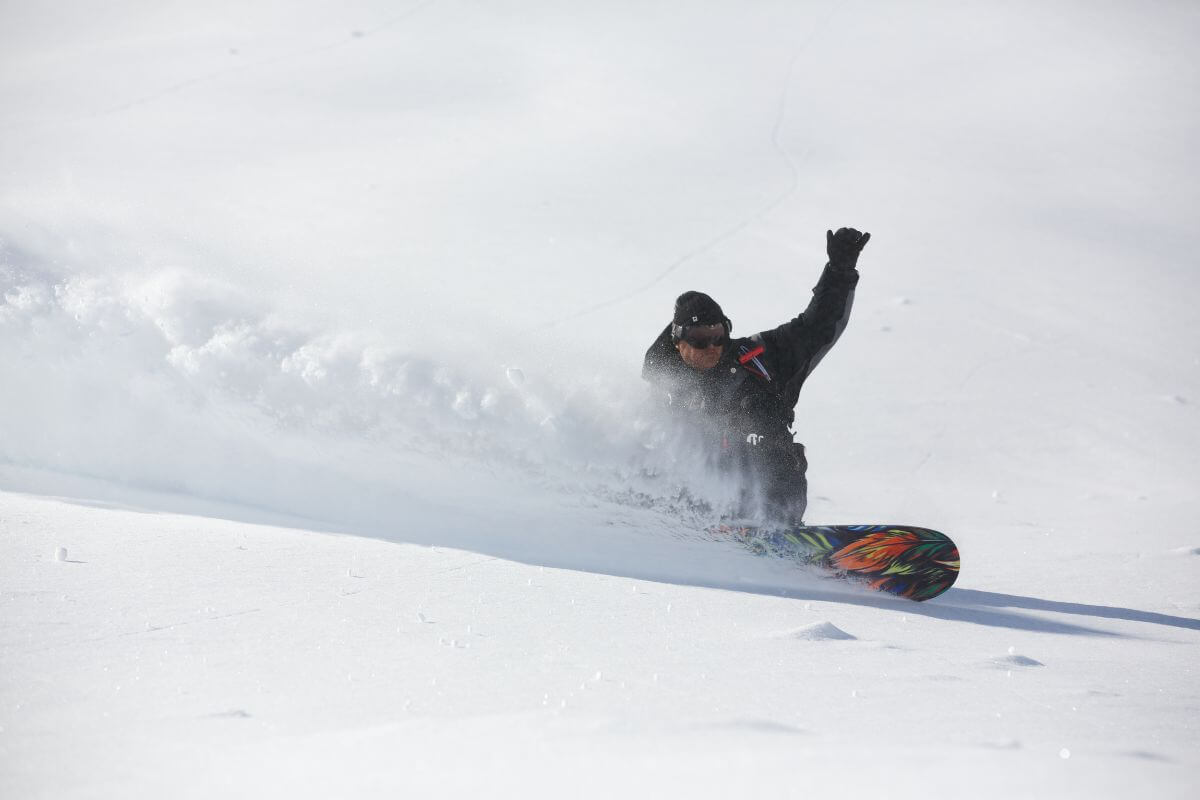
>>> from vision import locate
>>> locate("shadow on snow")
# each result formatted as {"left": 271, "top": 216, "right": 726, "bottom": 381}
{"left": 7, "top": 468, "right": 1196, "bottom": 641}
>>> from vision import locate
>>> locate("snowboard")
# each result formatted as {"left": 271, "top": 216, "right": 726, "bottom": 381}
{"left": 721, "top": 524, "right": 960, "bottom": 601}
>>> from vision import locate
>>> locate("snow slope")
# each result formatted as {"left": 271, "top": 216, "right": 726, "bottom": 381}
{"left": 2, "top": 0, "right": 1199, "bottom": 797}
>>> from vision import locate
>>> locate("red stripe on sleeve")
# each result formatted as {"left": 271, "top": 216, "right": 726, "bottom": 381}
{"left": 738, "top": 345, "right": 765, "bottom": 364}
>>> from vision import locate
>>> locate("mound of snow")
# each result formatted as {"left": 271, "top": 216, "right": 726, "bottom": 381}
{"left": 780, "top": 621, "right": 857, "bottom": 641}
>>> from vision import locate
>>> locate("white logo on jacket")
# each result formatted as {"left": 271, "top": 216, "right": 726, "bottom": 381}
{"left": 745, "top": 433, "right": 764, "bottom": 445}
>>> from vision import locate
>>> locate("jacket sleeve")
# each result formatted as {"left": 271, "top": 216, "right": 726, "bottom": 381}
{"left": 757, "top": 262, "right": 859, "bottom": 397}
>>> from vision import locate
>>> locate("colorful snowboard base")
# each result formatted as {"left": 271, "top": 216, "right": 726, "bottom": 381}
{"left": 721, "top": 524, "right": 960, "bottom": 601}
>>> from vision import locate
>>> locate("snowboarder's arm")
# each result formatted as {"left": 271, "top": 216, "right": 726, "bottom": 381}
{"left": 759, "top": 228, "right": 870, "bottom": 386}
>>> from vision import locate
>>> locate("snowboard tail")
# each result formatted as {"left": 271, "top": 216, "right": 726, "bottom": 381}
{"left": 726, "top": 524, "right": 960, "bottom": 601}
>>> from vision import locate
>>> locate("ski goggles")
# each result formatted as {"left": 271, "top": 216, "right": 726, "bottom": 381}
{"left": 673, "top": 324, "right": 727, "bottom": 349}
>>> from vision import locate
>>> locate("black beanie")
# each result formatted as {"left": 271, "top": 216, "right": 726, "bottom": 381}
{"left": 673, "top": 291, "right": 726, "bottom": 327}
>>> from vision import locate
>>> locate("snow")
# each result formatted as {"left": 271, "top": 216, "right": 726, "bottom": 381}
{"left": 2, "top": 0, "right": 1199, "bottom": 797}
{"left": 777, "top": 620, "right": 857, "bottom": 641}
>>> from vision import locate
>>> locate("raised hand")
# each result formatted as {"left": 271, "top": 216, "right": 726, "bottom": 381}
{"left": 826, "top": 227, "right": 871, "bottom": 270}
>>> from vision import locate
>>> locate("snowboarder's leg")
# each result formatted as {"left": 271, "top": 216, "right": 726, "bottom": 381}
{"left": 791, "top": 443, "right": 808, "bottom": 523}
{"left": 760, "top": 443, "right": 807, "bottom": 524}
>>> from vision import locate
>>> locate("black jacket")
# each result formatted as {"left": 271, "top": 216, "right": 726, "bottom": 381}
{"left": 641, "top": 262, "right": 859, "bottom": 519}
{"left": 642, "top": 261, "right": 859, "bottom": 432}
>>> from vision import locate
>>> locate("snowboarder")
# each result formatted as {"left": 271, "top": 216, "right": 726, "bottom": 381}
{"left": 641, "top": 227, "right": 870, "bottom": 523}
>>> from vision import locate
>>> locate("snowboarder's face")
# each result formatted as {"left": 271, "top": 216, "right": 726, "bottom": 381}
{"left": 676, "top": 324, "right": 726, "bottom": 371}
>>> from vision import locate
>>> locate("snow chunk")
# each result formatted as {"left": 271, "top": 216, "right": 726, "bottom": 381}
{"left": 977, "top": 739, "right": 1022, "bottom": 751}
{"left": 207, "top": 709, "right": 252, "bottom": 720}
{"left": 991, "top": 654, "right": 1044, "bottom": 668}
{"left": 780, "top": 621, "right": 857, "bottom": 641}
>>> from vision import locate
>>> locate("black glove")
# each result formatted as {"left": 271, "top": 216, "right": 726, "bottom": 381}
{"left": 826, "top": 227, "right": 871, "bottom": 270}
